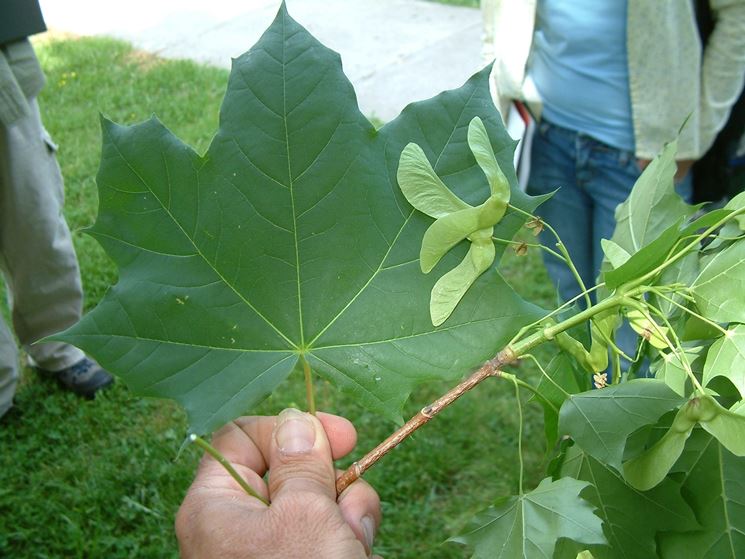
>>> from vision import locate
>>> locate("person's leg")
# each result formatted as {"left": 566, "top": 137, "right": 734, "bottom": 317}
{"left": 586, "top": 143, "right": 694, "bottom": 282}
{"left": 584, "top": 141, "right": 641, "bottom": 287}
{"left": 527, "top": 120, "right": 594, "bottom": 306}
{"left": 0, "top": 97, "right": 86, "bottom": 371}
{"left": 0, "top": 96, "right": 111, "bottom": 397}
{"left": 584, "top": 141, "right": 642, "bottom": 370}
{"left": 0, "top": 318, "right": 19, "bottom": 418}
{"left": 585, "top": 142, "right": 695, "bottom": 374}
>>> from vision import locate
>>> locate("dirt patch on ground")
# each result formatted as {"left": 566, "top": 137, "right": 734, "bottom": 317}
{"left": 33, "top": 30, "right": 165, "bottom": 71}
{"left": 122, "top": 48, "right": 166, "bottom": 71}
{"left": 32, "top": 28, "right": 81, "bottom": 43}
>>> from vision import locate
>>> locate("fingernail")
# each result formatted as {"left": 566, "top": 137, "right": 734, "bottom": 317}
{"left": 275, "top": 408, "right": 316, "bottom": 455}
{"left": 361, "top": 515, "right": 375, "bottom": 553}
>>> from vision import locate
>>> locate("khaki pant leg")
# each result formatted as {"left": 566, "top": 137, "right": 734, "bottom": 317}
{"left": 0, "top": 316, "right": 18, "bottom": 417}
{"left": 0, "top": 97, "right": 84, "bottom": 372}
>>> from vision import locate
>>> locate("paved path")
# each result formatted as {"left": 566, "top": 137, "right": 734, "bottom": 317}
{"left": 39, "top": 0, "right": 485, "bottom": 122}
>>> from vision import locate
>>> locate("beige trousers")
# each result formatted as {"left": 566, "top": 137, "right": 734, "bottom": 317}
{"left": 0, "top": 97, "right": 84, "bottom": 416}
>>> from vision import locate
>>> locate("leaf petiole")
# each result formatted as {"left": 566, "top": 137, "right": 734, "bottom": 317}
{"left": 649, "top": 287, "right": 728, "bottom": 336}
{"left": 507, "top": 283, "right": 606, "bottom": 347}
{"left": 501, "top": 369, "right": 560, "bottom": 414}
{"left": 509, "top": 375, "right": 525, "bottom": 495}
{"left": 509, "top": 204, "right": 592, "bottom": 308}
{"left": 521, "top": 354, "right": 570, "bottom": 399}
{"left": 301, "top": 355, "right": 316, "bottom": 415}
{"left": 592, "top": 319, "right": 634, "bottom": 363}
{"left": 190, "top": 434, "right": 270, "bottom": 505}
{"left": 611, "top": 351, "right": 621, "bottom": 384}
{"left": 491, "top": 235, "right": 564, "bottom": 261}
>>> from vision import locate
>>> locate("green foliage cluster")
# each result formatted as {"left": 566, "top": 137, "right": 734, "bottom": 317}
{"left": 43, "top": 5, "right": 745, "bottom": 558}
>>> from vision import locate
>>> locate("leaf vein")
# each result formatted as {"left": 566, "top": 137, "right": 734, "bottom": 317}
{"left": 314, "top": 310, "right": 531, "bottom": 349}
{"left": 307, "top": 210, "right": 415, "bottom": 346}
{"left": 103, "top": 125, "right": 295, "bottom": 349}
{"left": 295, "top": 151, "right": 359, "bottom": 220}
{"left": 230, "top": 138, "right": 290, "bottom": 190}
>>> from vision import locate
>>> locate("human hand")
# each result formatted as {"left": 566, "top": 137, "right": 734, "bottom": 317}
{"left": 176, "top": 409, "right": 382, "bottom": 558}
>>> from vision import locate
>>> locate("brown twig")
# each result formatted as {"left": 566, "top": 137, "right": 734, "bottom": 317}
{"left": 335, "top": 347, "right": 516, "bottom": 495}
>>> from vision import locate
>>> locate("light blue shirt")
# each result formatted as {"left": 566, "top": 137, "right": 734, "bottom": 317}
{"left": 530, "top": 0, "right": 635, "bottom": 151}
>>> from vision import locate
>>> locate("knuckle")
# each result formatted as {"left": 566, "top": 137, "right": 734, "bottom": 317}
{"left": 339, "top": 478, "right": 381, "bottom": 513}
{"left": 270, "top": 460, "right": 334, "bottom": 495}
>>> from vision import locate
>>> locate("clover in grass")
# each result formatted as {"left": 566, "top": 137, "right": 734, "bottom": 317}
{"left": 397, "top": 116, "right": 510, "bottom": 326}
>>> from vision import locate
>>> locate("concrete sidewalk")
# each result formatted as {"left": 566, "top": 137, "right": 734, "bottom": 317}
{"left": 38, "top": 0, "right": 485, "bottom": 122}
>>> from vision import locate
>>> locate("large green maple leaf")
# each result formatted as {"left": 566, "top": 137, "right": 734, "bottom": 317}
{"left": 659, "top": 429, "right": 745, "bottom": 558}
{"left": 55, "top": 4, "right": 544, "bottom": 435}
{"left": 557, "top": 446, "right": 698, "bottom": 559}
{"left": 451, "top": 477, "right": 606, "bottom": 558}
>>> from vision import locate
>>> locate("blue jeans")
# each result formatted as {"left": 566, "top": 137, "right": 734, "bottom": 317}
{"left": 527, "top": 119, "right": 692, "bottom": 371}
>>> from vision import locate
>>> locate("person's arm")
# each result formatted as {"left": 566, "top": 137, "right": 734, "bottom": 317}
{"left": 699, "top": 0, "right": 745, "bottom": 153}
{"left": 639, "top": 0, "right": 745, "bottom": 177}
{"left": 176, "top": 409, "right": 382, "bottom": 559}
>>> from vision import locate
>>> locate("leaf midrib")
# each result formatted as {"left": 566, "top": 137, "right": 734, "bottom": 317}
{"left": 718, "top": 444, "right": 738, "bottom": 558}
{"left": 306, "top": 87, "right": 481, "bottom": 347}
{"left": 585, "top": 457, "right": 627, "bottom": 556}
{"left": 281, "top": 9, "right": 305, "bottom": 349}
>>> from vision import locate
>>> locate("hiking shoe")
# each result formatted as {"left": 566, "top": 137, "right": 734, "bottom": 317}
{"left": 40, "top": 357, "right": 114, "bottom": 398}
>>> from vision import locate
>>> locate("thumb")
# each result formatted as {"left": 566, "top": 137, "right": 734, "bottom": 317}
{"left": 268, "top": 408, "right": 337, "bottom": 502}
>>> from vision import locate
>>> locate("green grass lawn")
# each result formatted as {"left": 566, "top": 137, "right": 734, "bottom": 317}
{"left": 428, "top": 0, "right": 480, "bottom": 7}
{"left": 0, "top": 37, "right": 552, "bottom": 558}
